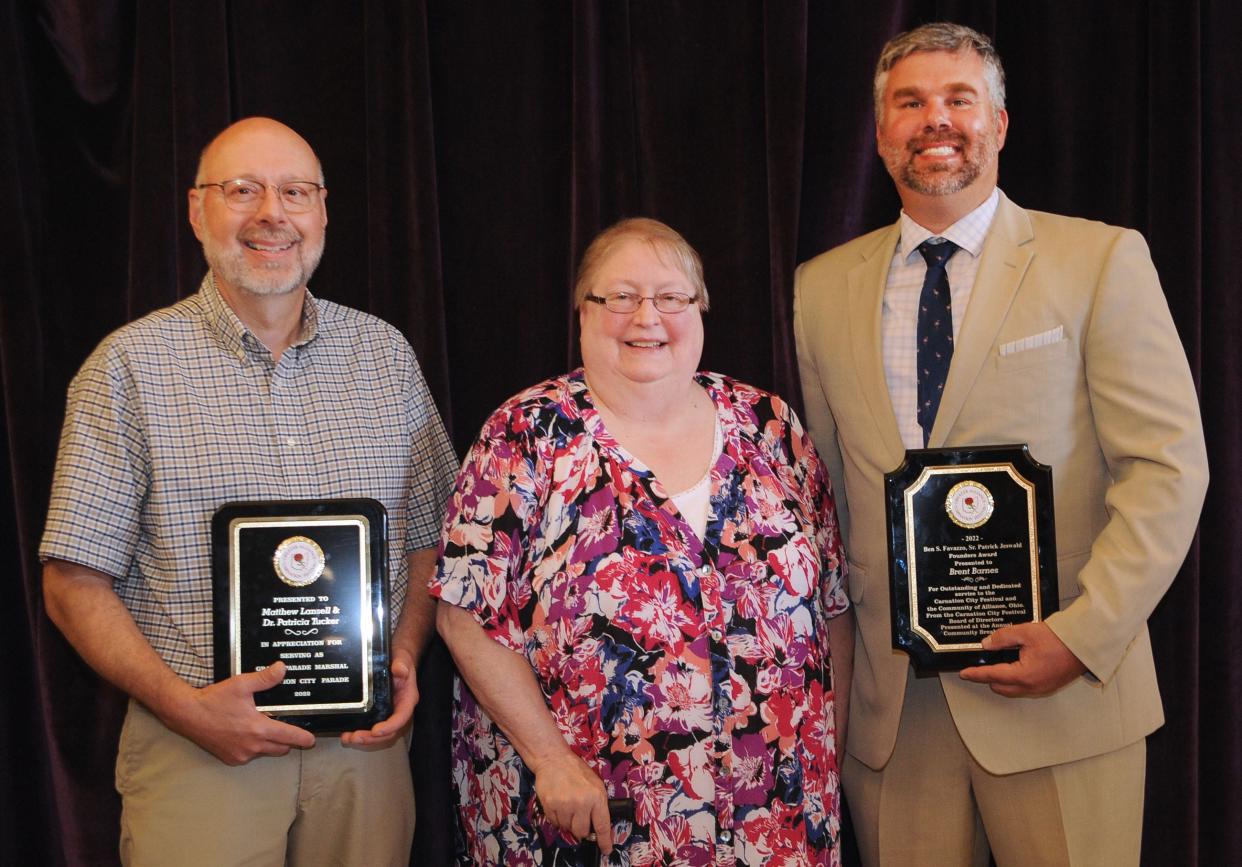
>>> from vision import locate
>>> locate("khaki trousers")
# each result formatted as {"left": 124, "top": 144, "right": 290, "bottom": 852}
{"left": 843, "top": 671, "right": 1145, "bottom": 867}
{"left": 115, "top": 700, "right": 415, "bottom": 867}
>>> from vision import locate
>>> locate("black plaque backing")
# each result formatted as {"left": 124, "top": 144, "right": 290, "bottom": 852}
{"left": 212, "top": 499, "right": 392, "bottom": 732}
{"left": 885, "top": 445, "right": 1058, "bottom": 671}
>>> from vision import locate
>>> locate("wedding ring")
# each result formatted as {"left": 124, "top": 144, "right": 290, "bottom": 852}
{"left": 585, "top": 832, "right": 597, "bottom": 842}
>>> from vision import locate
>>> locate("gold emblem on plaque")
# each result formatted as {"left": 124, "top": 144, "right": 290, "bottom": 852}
{"left": 945, "top": 480, "right": 994, "bottom": 529}
{"left": 273, "top": 535, "right": 326, "bottom": 587}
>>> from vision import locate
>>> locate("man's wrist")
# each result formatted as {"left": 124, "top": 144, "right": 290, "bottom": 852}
{"left": 143, "top": 671, "right": 198, "bottom": 729}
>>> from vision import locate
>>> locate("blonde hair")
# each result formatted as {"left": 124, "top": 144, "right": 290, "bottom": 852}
{"left": 573, "top": 217, "right": 709, "bottom": 311}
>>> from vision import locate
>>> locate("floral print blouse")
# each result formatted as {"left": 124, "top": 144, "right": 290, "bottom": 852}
{"left": 431, "top": 370, "right": 849, "bottom": 866}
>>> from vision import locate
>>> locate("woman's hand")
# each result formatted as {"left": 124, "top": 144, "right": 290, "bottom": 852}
{"left": 437, "top": 603, "right": 615, "bottom": 854}
{"left": 533, "top": 750, "right": 613, "bottom": 855}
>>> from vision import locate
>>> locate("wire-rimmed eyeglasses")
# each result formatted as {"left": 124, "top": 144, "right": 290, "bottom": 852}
{"left": 196, "top": 178, "right": 325, "bottom": 214}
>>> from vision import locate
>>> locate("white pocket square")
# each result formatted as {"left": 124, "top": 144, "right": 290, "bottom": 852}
{"left": 999, "top": 325, "right": 1064, "bottom": 357}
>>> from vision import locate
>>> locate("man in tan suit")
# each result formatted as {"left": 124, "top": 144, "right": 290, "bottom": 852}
{"left": 794, "top": 22, "right": 1208, "bottom": 866}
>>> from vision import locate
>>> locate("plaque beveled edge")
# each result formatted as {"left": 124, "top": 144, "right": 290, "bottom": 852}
{"left": 903, "top": 462, "right": 1042, "bottom": 653}
{"left": 228, "top": 513, "right": 374, "bottom": 715}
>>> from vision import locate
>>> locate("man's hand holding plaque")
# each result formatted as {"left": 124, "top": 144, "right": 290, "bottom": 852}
{"left": 884, "top": 444, "right": 1059, "bottom": 671}
{"left": 339, "top": 546, "right": 437, "bottom": 747}
{"left": 960, "top": 621, "right": 1086, "bottom": 696}
{"left": 339, "top": 643, "right": 417, "bottom": 747}
{"left": 164, "top": 661, "right": 317, "bottom": 764}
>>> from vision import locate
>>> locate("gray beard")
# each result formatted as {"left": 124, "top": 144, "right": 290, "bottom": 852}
{"left": 201, "top": 233, "right": 324, "bottom": 297}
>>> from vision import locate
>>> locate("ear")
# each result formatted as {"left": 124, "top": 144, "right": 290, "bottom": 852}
{"left": 319, "top": 186, "right": 328, "bottom": 228}
{"left": 995, "top": 108, "right": 1009, "bottom": 152}
{"left": 188, "top": 187, "right": 205, "bottom": 241}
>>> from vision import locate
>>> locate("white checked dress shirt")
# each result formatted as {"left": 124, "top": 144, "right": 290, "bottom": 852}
{"left": 883, "top": 188, "right": 1001, "bottom": 450}
{"left": 40, "top": 274, "right": 458, "bottom": 686}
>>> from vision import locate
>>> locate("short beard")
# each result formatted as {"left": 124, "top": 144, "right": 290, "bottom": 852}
{"left": 201, "top": 229, "right": 324, "bottom": 298}
{"left": 881, "top": 124, "right": 1000, "bottom": 197}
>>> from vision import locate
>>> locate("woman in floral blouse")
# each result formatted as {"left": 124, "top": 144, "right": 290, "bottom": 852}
{"left": 433, "top": 218, "right": 854, "bottom": 865}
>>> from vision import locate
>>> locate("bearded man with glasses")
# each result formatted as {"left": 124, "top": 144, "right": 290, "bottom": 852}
{"left": 39, "top": 117, "right": 457, "bottom": 866}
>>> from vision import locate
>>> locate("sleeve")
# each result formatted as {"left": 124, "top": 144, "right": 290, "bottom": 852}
{"left": 429, "top": 404, "right": 542, "bottom": 654}
{"left": 39, "top": 343, "right": 150, "bottom": 581}
{"left": 778, "top": 391, "right": 850, "bottom": 618}
{"left": 401, "top": 341, "right": 459, "bottom": 552}
{"left": 1044, "top": 228, "right": 1209, "bottom": 681}
{"left": 793, "top": 260, "right": 851, "bottom": 546}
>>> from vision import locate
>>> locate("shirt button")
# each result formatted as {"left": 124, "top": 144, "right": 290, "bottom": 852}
{"left": 285, "top": 436, "right": 298, "bottom": 447}
{"left": 719, "top": 829, "right": 732, "bottom": 843}
{"left": 710, "top": 629, "right": 724, "bottom": 643}
{"left": 697, "top": 564, "right": 712, "bottom": 577}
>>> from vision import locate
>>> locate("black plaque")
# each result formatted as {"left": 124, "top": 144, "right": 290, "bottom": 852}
{"left": 211, "top": 499, "right": 392, "bottom": 732}
{"left": 885, "top": 445, "right": 1058, "bottom": 671}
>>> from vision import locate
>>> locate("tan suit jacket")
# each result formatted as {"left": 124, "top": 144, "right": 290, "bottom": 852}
{"left": 793, "top": 191, "right": 1208, "bottom": 775}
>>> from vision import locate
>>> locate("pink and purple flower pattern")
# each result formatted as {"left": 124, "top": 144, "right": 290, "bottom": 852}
{"left": 432, "top": 371, "right": 848, "bottom": 866}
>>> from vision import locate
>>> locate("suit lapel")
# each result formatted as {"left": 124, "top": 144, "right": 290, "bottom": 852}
{"left": 930, "top": 192, "right": 1035, "bottom": 446}
{"left": 848, "top": 223, "right": 907, "bottom": 467}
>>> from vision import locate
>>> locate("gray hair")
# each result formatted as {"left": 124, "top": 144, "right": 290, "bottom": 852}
{"left": 873, "top": 22, "right": 1006, "bottom": 122}
{"left": 573, "top": 217, "right": 709, "bottom": 311}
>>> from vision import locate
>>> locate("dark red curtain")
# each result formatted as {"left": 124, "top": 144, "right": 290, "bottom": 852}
{"left": 4, "top": 1, "right": 1237, "bottom": 864}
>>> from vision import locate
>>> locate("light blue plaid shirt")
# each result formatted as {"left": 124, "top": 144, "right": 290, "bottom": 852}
{"left": 41, "top": 274, "right": 457, "bottom": 686}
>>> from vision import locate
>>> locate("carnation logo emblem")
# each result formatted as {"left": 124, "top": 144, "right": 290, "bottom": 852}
{"left": 273, "top": 535, "right": 326, "bottom": 587}
{"left": 945, "top": 481, "right": 994, "bottom": 529}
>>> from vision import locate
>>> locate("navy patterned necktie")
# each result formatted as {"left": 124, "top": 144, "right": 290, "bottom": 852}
{"left": 916, "top": 239, "right": 960, "bottom": 447}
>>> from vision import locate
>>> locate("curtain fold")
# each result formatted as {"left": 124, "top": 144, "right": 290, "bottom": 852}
{"left": 1194, "top": 0, "right": 1242, "bottom": 862}
{"left": 4, "top": 2, "right": 1237, "bottom": 864}
{"left": 759, "top": 0, "right": 807, "bottom": 403}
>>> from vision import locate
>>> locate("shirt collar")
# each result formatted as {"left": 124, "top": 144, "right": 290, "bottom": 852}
{"left": 200, "top": 272, "right": 321, "bottom": 361}
{"left": 897, "top": 186, "right": 1001, "bottom": 262}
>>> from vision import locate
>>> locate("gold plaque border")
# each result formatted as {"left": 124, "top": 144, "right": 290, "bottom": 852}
{"left": 903, "top": 463, "right": 1041, "bottom": 653}
{"left": 228, "top": 514, "right": 374, "bottom": 714}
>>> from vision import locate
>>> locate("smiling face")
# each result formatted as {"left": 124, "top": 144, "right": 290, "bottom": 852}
{"left": 578, "top": 235, "right": 704, "bottom": 392}
{"left": 876, "top": 49, "right": 1008, "bottom": 205}
{"left": 188, "top": 118, "right": 327, "bottom": 299}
